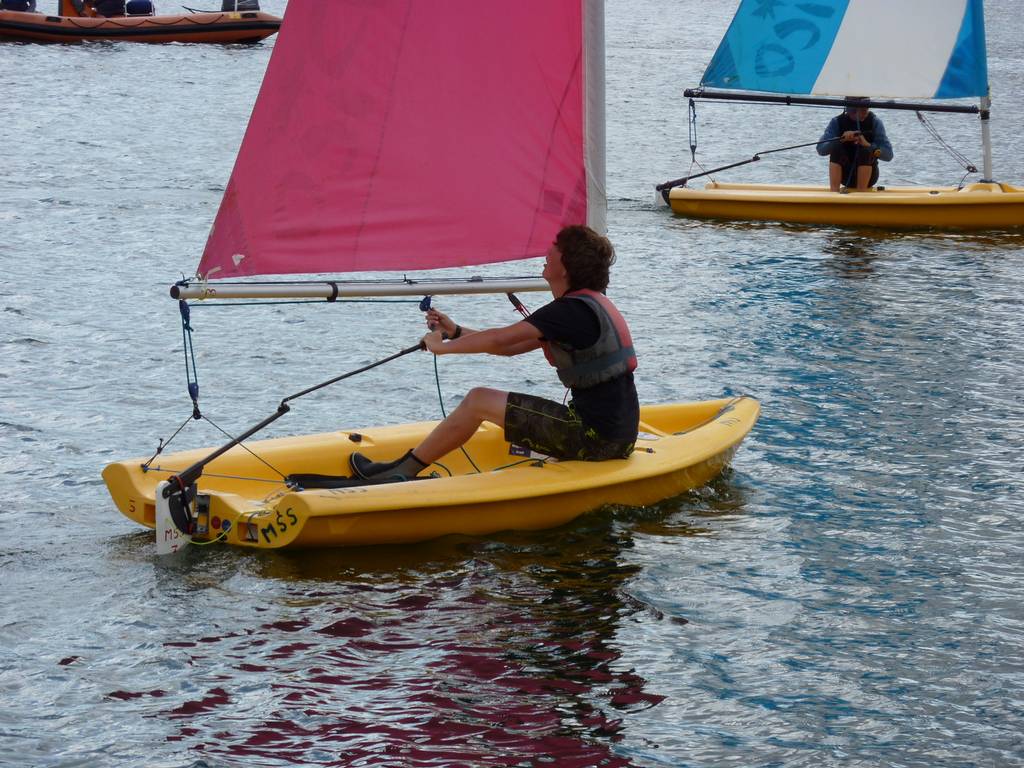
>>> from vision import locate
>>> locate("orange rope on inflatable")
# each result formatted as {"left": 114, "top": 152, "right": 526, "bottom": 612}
{"left": 62, "top": 12, "right": 254, "bottom": 29}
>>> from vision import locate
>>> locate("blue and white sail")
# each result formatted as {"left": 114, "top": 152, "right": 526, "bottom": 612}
{"left": 702, "top": 0, "right": 988, "bottom": 99}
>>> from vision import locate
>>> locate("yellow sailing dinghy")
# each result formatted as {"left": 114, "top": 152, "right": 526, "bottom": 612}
{"left": 103, "top": 398, "right": 759, "bottom": 550}
{"left": 657, "top": 0, "right": 1024, "bottom": 230}
{"left": 666, "top": 180, "right": 1024, "bottom": 231}
{"left": 103, "top": 0, "right": 759, "bottom": 551}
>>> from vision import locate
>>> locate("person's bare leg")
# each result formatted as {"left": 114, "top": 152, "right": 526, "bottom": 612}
{"left": 855, "top": 164, "right": 873, "bottom": 191}
{"left": 413, "top": 387, "right": 509, "bottom": 465}
{"left": 829, "top": 162, "right": 843, "bottom": 192}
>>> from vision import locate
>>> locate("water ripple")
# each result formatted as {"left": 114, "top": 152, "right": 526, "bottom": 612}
{"left": 3, "top": 1, "right": 1024, "bottom": 766}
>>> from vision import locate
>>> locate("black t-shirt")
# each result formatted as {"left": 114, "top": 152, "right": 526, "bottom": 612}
{"left": 526, "top": 297, "right": 640, "bottom": 441}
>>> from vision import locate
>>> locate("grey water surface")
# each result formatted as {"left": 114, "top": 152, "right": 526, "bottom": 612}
{"left": 2, "top": 1, "right": 1022, "bottom": 766}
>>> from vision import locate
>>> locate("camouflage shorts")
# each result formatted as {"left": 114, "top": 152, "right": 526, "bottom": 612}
{"left": 503, "top": 392, "right": 634, "bottom": 461}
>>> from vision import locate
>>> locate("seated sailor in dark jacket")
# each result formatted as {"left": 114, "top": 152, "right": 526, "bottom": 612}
{"left": 818, "top": 99, "right": 894, "bottom": 192}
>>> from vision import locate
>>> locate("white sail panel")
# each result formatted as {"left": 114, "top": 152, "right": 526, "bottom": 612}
{"left": 814, "top": 0, "right": 966, "bottom": 97}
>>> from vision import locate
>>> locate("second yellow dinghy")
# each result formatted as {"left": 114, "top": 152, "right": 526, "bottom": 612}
{"left": 103, "top": 397, "right": 759, "bottom": 550}
{"left": 658, "top": 0, "right": 1024, "bottom": 231}
{"left": 666, "top": 181, "right": 1024, "bottom": 230}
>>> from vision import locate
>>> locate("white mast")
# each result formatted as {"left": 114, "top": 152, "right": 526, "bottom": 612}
{"left": 979, "top": 94, "right": 993, "bottom": 181}
{"left": 584, "top": 0, "right": 607, "bottom": 234}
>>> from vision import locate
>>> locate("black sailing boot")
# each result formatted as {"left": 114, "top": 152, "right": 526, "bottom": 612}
{"left": 349, "top": 449, "right": 427, "bottom": 482}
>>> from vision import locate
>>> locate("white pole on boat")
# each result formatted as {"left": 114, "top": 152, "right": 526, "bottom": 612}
{"left": 979, "top": 94, "right": 993, "bottom": 182}
{"left": 171, "top": 278, "right": 551, "bottom": 301}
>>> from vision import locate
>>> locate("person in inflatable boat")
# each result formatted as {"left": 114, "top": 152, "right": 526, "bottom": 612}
{"left": 349, "top": 225, "right": 640, "bottom": 483}
{"left": 817, "top": 98, "right": 894, "bottom": 192}
{"left": 87, "top": 0, "right": 126, "bottom": 15}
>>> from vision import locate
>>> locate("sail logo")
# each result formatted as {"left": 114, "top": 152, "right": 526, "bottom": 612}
{"left": 755, "top": 4, "right": 834, "bottom": 78}
{"left": 702, "top": 0, "right": 845, "bottom": 93}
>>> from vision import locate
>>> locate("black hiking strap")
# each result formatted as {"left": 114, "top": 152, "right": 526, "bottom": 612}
{"left": 286, "top": 473, "right": 426, "bottom": 490}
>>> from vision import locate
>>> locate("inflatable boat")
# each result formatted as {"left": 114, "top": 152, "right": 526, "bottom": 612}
{"left": 0, "top": 0, "right": 280, "bottom": 43}
{"left": 103, "top": 397, "right": 760, "bottom": 550}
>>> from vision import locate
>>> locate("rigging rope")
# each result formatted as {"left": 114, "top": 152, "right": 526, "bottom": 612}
{"left": 150, "top": 298, "right": 426, "bottom": 489}
{"left": 657, "top": 136, "right": 829, "bottom": 192}
{"left": 915, "top": 111, "right": 978, "bottom": 183}
{"left": 688, "top": 98, "right": 698, "bottom": 163}
{"left": 432, "top": 353, "right": 481, "bottom": 474}
{"left": 179, "top": 300, "right": 201, "bottom": 420}
{"left": 670, "top": 98, "right": 982, "bottom": 196}
{"left": 199, "top": 412, "right": 289, "bottom": 480}
{"left": 660, "top": 99, "right": 850, "bottom": 192}
{"left": 156, "top": 293, "right": 537, "bottom": 489}
{"left": 142, "top": 413, "right": 193, "bottom": 470}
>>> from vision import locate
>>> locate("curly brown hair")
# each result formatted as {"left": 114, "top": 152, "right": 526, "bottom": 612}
{"left": 554, "top": 225, "right": 616, "bottom": 293}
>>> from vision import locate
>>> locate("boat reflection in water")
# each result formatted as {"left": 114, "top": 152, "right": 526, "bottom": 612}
{"left": 128, "top": 483, "right": 747, "bottom": 764}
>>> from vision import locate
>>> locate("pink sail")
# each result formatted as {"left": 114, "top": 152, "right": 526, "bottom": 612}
{"left": 200, "top": 0, "right": 605, "bottom": 279}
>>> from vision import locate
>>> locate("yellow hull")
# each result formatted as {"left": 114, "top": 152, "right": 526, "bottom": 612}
{"left": 667, "top": 181, "right": 1024, "bottom": 230}
{"left": 102, "top": 397, "right": 760, "bottom": 549}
